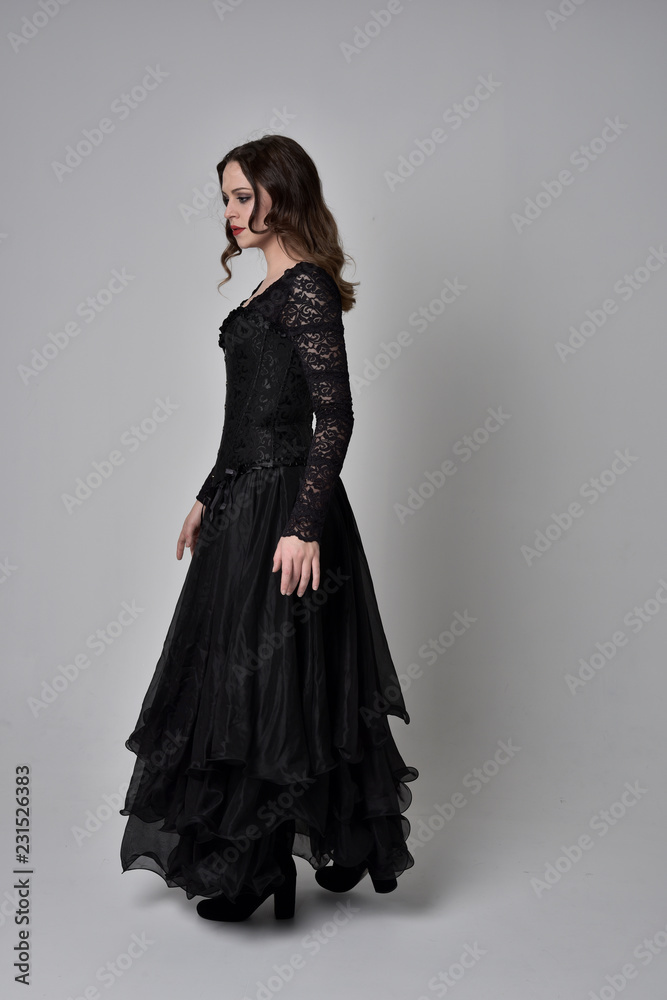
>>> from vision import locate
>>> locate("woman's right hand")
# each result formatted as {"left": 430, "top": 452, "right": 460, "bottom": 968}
{"left": 177, "top": 501, "right": 204, "bottom": 560}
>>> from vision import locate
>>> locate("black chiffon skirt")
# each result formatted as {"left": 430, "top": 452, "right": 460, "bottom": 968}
{"left": 119, "top": 465, "right": 419, "bottom": 901}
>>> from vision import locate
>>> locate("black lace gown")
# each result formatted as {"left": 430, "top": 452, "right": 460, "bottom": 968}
{"left": 119, "top": 261, "right": 419, "bottom": 901}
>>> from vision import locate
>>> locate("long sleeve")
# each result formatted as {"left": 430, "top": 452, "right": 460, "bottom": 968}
{"left": 196, "top": 465, "right": 216, "bottom": 506}
{"left": 280, "top": 269, "right": 354, "bottom": 544}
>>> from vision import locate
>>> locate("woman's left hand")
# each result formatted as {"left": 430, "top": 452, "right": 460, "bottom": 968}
{"left": 272, "top": 535, "right": 320, "bottom": 597}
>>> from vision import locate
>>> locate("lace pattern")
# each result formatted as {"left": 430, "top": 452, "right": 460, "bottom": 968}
{"left": 279, "top": 267, "right": 355, "bottom": 541}
{"left": 196, "top": 262, "right": 354, "bottom": 544}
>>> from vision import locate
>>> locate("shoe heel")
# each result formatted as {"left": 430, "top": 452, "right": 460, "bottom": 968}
{"left": 273, "top": 860, "right": 296, "bottom": 919}
{"left": 370, "top": 874, "right": 398, "bottom": 894}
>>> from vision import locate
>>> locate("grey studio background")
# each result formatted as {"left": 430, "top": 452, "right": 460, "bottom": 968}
{"left": 2, "top": 0, "right": 666, "bottom": 997}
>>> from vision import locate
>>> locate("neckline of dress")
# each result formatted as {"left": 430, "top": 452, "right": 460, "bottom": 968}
{"left": 239, "top": 260, "right": 310, "bottom": 310}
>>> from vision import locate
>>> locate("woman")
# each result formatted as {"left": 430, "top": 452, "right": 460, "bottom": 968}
{"left": 119, "top": 134, "right": 418, "bottom": 922}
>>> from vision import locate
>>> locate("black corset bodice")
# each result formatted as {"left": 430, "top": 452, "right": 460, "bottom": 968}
{"left": 209, "top": 308, "right": 315, "bottom": 471}
{"left": 196, "top": 261, "right": 355, "bottom": 543}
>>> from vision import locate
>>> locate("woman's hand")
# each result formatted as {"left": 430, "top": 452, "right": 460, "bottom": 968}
{"left": 272, "top": 535, "right": 320, "bottom": 597}
{"left": 177, "top": 501, "right": 204, "bottom": 560}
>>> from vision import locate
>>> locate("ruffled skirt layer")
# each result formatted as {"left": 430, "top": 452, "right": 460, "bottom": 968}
{"left": 119, "top": 466, "right": 418, "bottom": 900}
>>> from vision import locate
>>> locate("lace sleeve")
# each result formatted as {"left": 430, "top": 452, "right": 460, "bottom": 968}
{"left": 196, "top": 467, "right": 217, "bottom": 507}
{"left": 280, "top": 268, "right": 355, "bottom": 544}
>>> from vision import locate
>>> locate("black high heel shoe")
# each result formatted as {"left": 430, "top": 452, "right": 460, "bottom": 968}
{"left": 196, "top": 820, "right": 297, "bottom": 922}
{"left": 315, "top": 859, "right": 397, "bottom": 894}
{"left": 196, "top": 856, "right": 296, "bottom": 921}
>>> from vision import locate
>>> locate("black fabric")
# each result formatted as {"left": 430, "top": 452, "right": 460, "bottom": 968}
{"left": 195, "top": 261, "right": 354, "bottom": 544}
{"left": 119, "top": 265, "right": 418, "bottom": 902}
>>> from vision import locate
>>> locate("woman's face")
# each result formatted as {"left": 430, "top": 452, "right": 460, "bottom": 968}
{"left": 222, "top": 160, "right": 272, "bottom": 250}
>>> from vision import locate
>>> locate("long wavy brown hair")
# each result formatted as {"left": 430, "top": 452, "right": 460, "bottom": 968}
{"left": 216, "top": 135, "right": 357, "bottom": 312}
